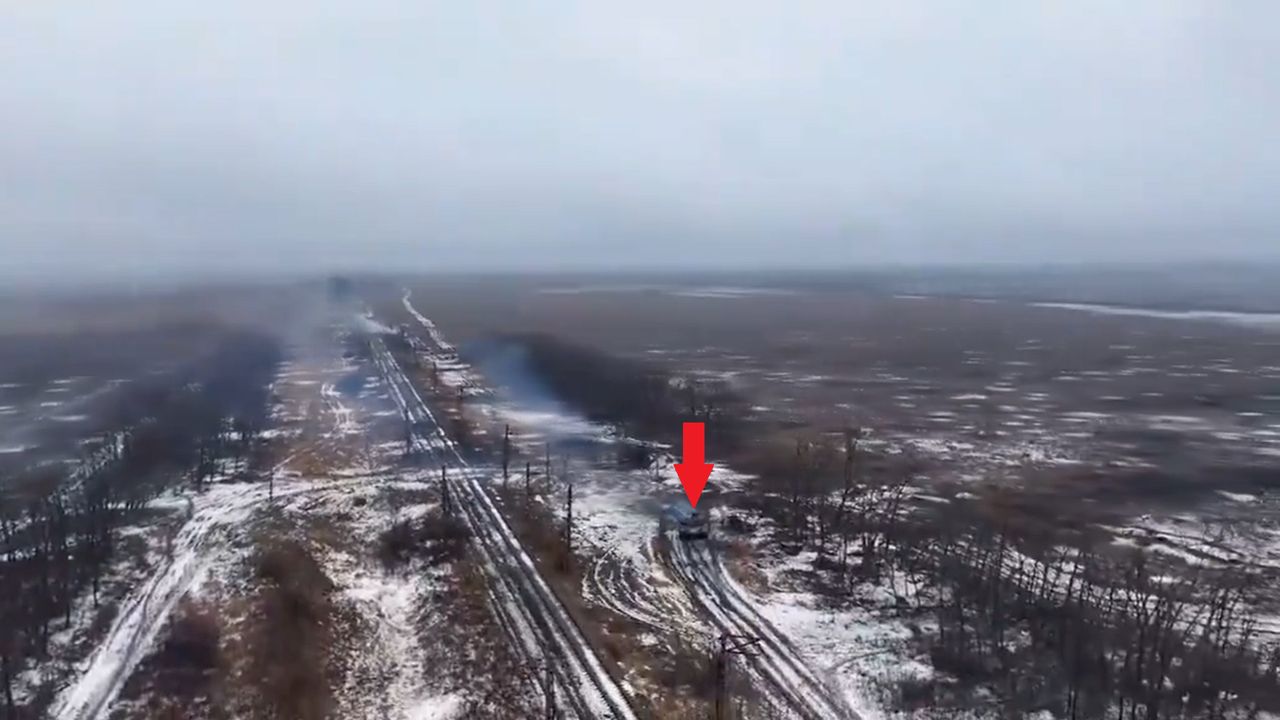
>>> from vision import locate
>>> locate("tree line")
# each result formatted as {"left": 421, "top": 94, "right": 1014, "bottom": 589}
{"left": 503, "top": 333, "right": 748, "bottom": 453}
{"left": 0, "top": 329, "right": 280, "bottom": 719}
{"left": 400, "top": 329, "right": 1280, "bottom": 718}
{"left": 757, "top": 432, "right": 1280, "bottom": 719}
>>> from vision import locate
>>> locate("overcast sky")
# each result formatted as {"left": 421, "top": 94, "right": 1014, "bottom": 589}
{"left": 3, "top": 1, "right": 1278, "bottom": 281}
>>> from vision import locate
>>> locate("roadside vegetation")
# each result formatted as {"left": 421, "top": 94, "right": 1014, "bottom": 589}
{"left": 482, "top": 331, "right": 1280, "bottom": 719}
{"left": 0, "top": 327, "right": 280, "bottom": 719}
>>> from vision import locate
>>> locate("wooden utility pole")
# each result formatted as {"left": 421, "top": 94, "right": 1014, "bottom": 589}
{"left": 502, "top": 424, "right": 511, "bottom": 485}
{"left": 564, "top": 479, "right": 574, "bottom": 556}
{"left": 525, "top": 461, "right": 532, "bottom": 510}
{"left": 544, "top": 663, "right": 557, "bottom": 720}
{"left": 3, "top": 647, "right": 15, "bottom": 720}
{"left": 440, "top": 465, "right": 451, "bottom": 515}
{"left": 714, "top": 633, "right": 761, "bottom": 720}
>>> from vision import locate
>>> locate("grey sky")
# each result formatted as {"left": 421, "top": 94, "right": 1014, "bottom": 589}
{"left": 3, "top": 1, "right": 1278, "bottom": 280}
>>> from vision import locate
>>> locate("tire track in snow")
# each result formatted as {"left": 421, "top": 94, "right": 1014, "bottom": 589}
{"left": 51, "top": 482, "right": 268, "bottom": 720}
{"left": 401, "top": 290, "right": 455, "bottom": 354}
{"left": 53, "top": 475, "right": 386, "bottom": 720}
{"left": 399, "top": 290, "right": 855, "bottom": 719}
{"left": 582, "top": 549, "right": 692, "bottom": 634}
{"left": 372, "top": 331, "right": 635, "bottom": 719}
{"left": 668, "top": 539, "right": 858, "bottom": 719}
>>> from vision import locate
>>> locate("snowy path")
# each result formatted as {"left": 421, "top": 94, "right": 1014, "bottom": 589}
{"left": 400, "top": 290, "right": 858, "bottom": 719}
{"left": 50, "top": 481, "right": 271, "bottom": 720}
{"left": 584, "top": 548, "right": 686, "bottom": 632}
{"left": 326, "top": 548, "right": 449, "bottom": 720}
{"left": 372, "top": 333, "right": 635, "bottom": 720}
{"left": 669, "top": 539, "right": 859, "bottom": 719}
{"left": 401, "top": 290, "right": 456, "bottom": 354}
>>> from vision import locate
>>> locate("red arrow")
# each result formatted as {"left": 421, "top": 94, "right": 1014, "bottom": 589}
{"left": 674, "top": 422, "right": 714, "bottom": 508}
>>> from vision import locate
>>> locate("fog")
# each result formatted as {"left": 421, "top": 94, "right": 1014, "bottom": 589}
{"left": 3, "top": 1, "right": 1279, "bottom": 282}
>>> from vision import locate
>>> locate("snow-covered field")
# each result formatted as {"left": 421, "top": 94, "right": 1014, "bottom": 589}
{"left": 30, "top": 284, "right": 1280, "bottom": 720}
{"left": 1031, "top": 302, "right": 1280, "bottom": 331}
{"left": 52, "top": 479, "right": 282, "bottom": 720}
{"left": 396, "top": 291, "right": 881, "bottom": 719}
{"left": 34, "top": 316, "right": 525, "bottom": 720}
{"left": 392, "top": 284, "right": 1280, "bottom": 719}
{"left": 373, "top": 327, "right": 637, "bottom": 719}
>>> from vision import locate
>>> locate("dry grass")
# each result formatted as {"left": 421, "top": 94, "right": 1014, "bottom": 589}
{"left": 377, "top": 511, "right": 470, "bottom": 569}
{"left": 722, "top": 539, "right": 772, "bottom": 595}
{"left": 493, "top": 486, "right": 721, "bottom": 720}
{"left": 418, "top": 552, "right": 539, "bottom": 719}
{"left": 235, "top": 538, "right": 337, "bottom": 720}
{"left": 111, "top": 598, "right": 229, "bottom": 720}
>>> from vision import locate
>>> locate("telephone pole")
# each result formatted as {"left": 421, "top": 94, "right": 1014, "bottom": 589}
{"left": 714, "top": 633, "right": 761, "bottom": 720}
{"left": 440, "top": 465, "right": 451, "bottom": 516}
{"left": 502, "top": 424, "right": 511, "bottom": 486}
{"left": 560, "top": 455, "right": 574, "bottom": 571}
{"left": 525, "top": 461, "right": 532, "bottom": 511}
{"left": 564, "top": 480, "right": 574, "bottom": 555}
{"left": 543, "top": 662, "right": 557, "bottom": 720}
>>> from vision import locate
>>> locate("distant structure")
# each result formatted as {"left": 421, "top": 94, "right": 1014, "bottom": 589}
{"left": 327, "top": 275, "right": 354, "bottom": 302}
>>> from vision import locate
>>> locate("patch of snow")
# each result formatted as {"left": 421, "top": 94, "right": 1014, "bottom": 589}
{"left": 51, "top": 481, "right": 275, "bottom": 720}
{"left": 407, "top": 694, "right": 463, "bottom": 720}
{"left": 1218, "top": 490, "right": 1258, "bottom": 503}
{"left": 751, "top": 585, "right": 913, "bottom": 720}
{"left": 670, "top": 286, "right": 798, "bottom": 299}
{"left": 1063, "top": 411, "right": 1112, "bottom": 420}
{"left": 1032, "top": 302, "right": 1280, "bottom": 331}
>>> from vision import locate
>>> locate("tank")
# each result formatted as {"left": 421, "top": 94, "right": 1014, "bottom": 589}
{"left": 663, "top": 504, "right": 710, "bottom": 540}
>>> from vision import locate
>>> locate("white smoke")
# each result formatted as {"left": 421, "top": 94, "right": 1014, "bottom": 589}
{"left": 354, "top": 313, "right": 395, "bottom": 335}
